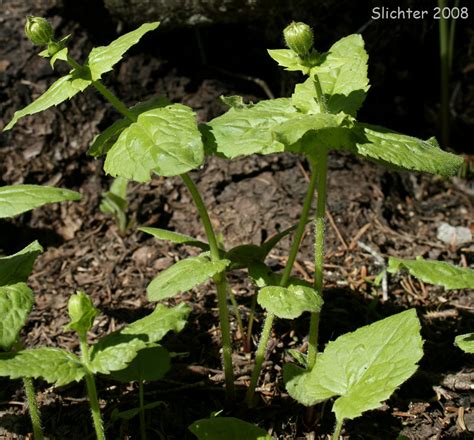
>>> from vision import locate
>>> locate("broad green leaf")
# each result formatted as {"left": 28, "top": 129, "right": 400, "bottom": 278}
{"left": 88, "top": 96, "right": 169, "bottom": 157}
{"left": 111, "top": 401, "right": 164, "bottom": 421}
{"left": 147, "top": 254, "right": 230, "bottom": 301}
{"left": 284, "top": 309, "right": 423, "bottom": 423}
{"left": 120, "top": 303, "right": 191, "bottom": 342}
{"left": 226, "top": 244, "right": 265, "bottom": 269}
{"left": 0, "top": 241, "right": 43, "bottom": 286}
{"left": 0, "top": 283, "right": 34, "bottom": 351}
{"left": 455, "top": 333, "right": 474, "bottom": 354}
{"left": 110, "top": 345, "right": 171, "bottom": 382}
{"left": 248, "top": 261, "right": 311, "bottom": 289}
{"left": 0, "top": 348, "right": 85, "bottom": 386}
{"left": 267, "top": 49, "right": 306, "bottom": 72}
{"left": 387, "top": 257, "right": 474, "bottom": 290}
{"left": 353, "top": 124, "right": 463, "bottom": 177}
{"left": 0, "top": 185, "right": 81, "bottom": 218}
{"left": 272, "top": 112, "right": 354, "bottom": 155}
{"left": 220, "top": 95, "right": 253, "bottom": 109}
{"left": 86, "top": 22, "right": 160, "bottom": 81}
{"left": 4, "top": 72, "right": 91, "bottom": 131}
{"left": 104, "top": 104, "right": 204, "bottom": 182}
{"left": 189, "top": 417, "right": 273, "bottom": 440}
{"left": 292, "top": 34, "right": 369, "bottom": 117}
{"left": 139, "top": 227, "right": 209, "bottom": 251}
{"left": 258, "top": 284, "right": 323, "bottom": 319}
{"left": 207, "top": 98, "right": 298, "bottom": 158}
{"left": 89, "top": 335, "right": 147, "bottom": 375}
{"left": 259, "top": 223, "right": 299, "bottom": 258}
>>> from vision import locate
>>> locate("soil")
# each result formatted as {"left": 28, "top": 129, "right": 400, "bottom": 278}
{"left": 0, "top": 1, "right": 473, "bottom": 439}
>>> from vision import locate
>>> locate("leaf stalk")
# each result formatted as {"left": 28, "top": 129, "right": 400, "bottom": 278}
{"left": 23, "top": 377, "right": 44, "bottom": 440}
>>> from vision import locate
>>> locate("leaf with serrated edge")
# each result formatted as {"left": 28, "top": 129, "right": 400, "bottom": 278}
{"left": 110, "top": 345, "right": 170, "bottom": 382}
{"left": 353, "top": 124, "right": 463, "bottom": 177}
{"left": 88, "top": 96, "right": 169, "bottom": 157}
{"left": 90, "top": 303, "right": 190, "bottom": 374}
{"left": 0, "top": 283, "right": 34, "bottom": 351}
{"left": 87, "top": 22, "right": 160, "bottom": 81}
{"left": 189, "top": 417, "right": 273, "bottom": 440}
{"left": 0, "top": 185, "right": 81, "bottom": 218}
{"left": 284, "top": 309, "right": 423, "bottom": 423}
{"left": 292, "top": 34, "right": 369, "bottom": 117}
{"left": 207, "top": 98, "right": 298, "bottom": 158}
{"left": 388, "top": 257, "right": 474, "bottom": 290}
{"left": 455, "top": 334, "right": 474, "bottom": 354}
{"left": 0, "top": 241, "right": 43, "bottom": 286}
{"left": 104, "top": 104, "right": 204, "bottom": 182}
{"left": 4, "top": 73, "right": 91, "bottom": 131}
{"left": 139, "top": 227, "right": 209, "bottom": 250}
{"left": 258, "top": 284, "right": 323, "bottom": 319}
{"left": 0, "top": 348, "right": 84, "bottom": 386}
{"left": 147, "top": 254, "right": 229, "bottom": 301}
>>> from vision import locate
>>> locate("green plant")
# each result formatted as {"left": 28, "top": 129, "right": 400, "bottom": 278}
{"left": 99, "top": 176, "right": 130, "bottom": 234}
{"left": 0, "top": 290, "right": 190, "bottom": 439}
{"left": 0, "top": 184, "right": 81, "bottom": 439}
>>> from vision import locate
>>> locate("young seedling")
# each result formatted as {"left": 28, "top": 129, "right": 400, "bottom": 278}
{"left": 0, "top": 290, "right": 190, "bottom": 439}
{"left": 205, "top": 19, "right": 464, "bottom": 430}
{"left": 99, "top": 176, "right": 130, "bottom": 234}
{"left": 5, "top": 17, "right": 238, "bottom": 398}
{"left": 0, "top": 183, "right": 81, "bottom": 439}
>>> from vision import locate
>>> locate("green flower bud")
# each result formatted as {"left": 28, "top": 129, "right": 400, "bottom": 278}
{"left": 24, "top": 16, "right": 54, "bottom": 46}
{"left": 283, "top": 21, "right": 314, "bottom": 57}
{"left": 66, "top": 291, "right": 98, "bottom": 336}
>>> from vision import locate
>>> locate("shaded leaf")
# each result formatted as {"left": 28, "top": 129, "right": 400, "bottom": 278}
{"left": 139, "top": 227, "right": 209, "bottom": 251}
{"left": 87, "top": 22, "right": 160, "bottom": 81}
{"left": 284, "top": 309, "right": 423, "bottom": 423}
{"left": 207, "top": 98, "right": 298, "bottom": 158}
{"left": 111, "top": 401, "right": 165, "bottom": 421}
{"left": 110, "top": 345, "right": 171, "bottom": 382}
{"left": 388, "top": 256, "right": 474, "bottom": 290}
{"left": 189, "top": 417, "right": 273, "bottom": 440}
{"left": 4, "top": 73, "right": 91, "bottom": 131}
{"left": 0, "top": 241, "right": 43, "bottom": 286}
{"left": 0, "top": 283, "right": 34, "bottom": 351}
{"left": 455, "top": 333, "right": 474, "bottom": 354}
{"left": 104, "top": 104, "right": 204, "bottom": 182}
{"left": 0, "top": 185, "right": 81, "bottom": 218}
{"left": 353, "top": 124, "right": 463, "bottom": 177}
{"left": 258, "top": 284, "right": 323, "bottom": 319}
{"left": 0, "top": 348, "right": 84, "bottom": 386}
{"left": 147, "top": 254, "right": 229, "bottom": 301}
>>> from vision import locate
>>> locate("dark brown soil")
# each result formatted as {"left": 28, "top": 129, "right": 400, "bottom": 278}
{"left": 0, "top": 2, "right": 473, "bottom": 439}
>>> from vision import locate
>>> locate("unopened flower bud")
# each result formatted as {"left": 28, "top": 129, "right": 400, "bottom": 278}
{"left": 25, "top": 16, "right": 54, "bottom": 46}
{"left": 67, "top": 291, "right": 98, "bottom": 335}
{"left": 284, "top": 21, "right": 314, "bottom": 57}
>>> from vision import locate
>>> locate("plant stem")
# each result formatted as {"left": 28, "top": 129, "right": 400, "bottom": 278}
{"left": 80, "top": 338, "right": 106, "bottom": 440}
{"left": 332, "top": 419, "right": 343, "bottom": 439}
{"left": 181, "top": 173, "right": 235, "bottom": 400}
{"left": 246, "top": 163, "right": 318, "bottom": 406}
{"left": 139, "top": 380, "right": 147, "bottom": 440}
{"left": 65, "top": 55, "right": 136, "bottom": 122}
{"left": 307, "top": 149, "right": 328, "bottom": 369}
{"left": 228, "top": 285, "right": 246, "bottom": 347}
{"left": 438, "top": 0, "right": 450, "bottom": 147}
{"left": 23, "top": 377, "right": 43, "bottom": 440}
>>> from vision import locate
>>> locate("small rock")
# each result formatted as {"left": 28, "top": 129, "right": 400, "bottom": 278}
{"left": 437, "top": 222, "right": 472, "bottom": 247}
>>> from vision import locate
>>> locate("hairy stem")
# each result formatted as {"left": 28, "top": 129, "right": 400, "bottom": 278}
{"left": 307, "top": 149, "right": 328, "bottom": 369}
{"left": 23, "top": 377, "right": 43, "bottom": 440}
{"left": 181, "top": 173, "right": 235, "bottom": 400}
{"left": 333, "top": 419, "right": 343, "bottom": 439}
{"left": 80, "top": 338, "right": 106, "bottom": 440}
{"left": 139, "top": 380, "right": 147, "bottom": 440}
{"left": 246, "top": 163, "right": 318, "bottom": 406}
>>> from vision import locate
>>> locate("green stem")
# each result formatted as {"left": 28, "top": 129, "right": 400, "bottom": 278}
{"left": 438, "top": 0, "right": 450, "bottom": 147}
{"left": 307, "top": 149, "right": 328, "bottom": 369}
{"left": 80, "top": 338, "right": 106, "bottom": 440}
{"left": 139, "top": 380, "right": 147, "bottom": 440}
{"left": 246, "top": 163, "right": 318, "bottom": 406}
{"left": 448, "top": 0, "right": 460, "bottom": 72}
{"left": 313, "top": 74, "right": 328, "bottom": 113}
{"left": 181, "top": 173, "right": 235, "bottom": 400}
{"left": 65, "top": 55, "right": 136, "bottom": 122}
{"left": 228, "top": 285, "right": 246, "bottom": 347}
{"left": 23, "top": 377, "right": 43, "bottom": 440}
{"left": 332, "top": 419, "right": 343, "bottom": 439}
